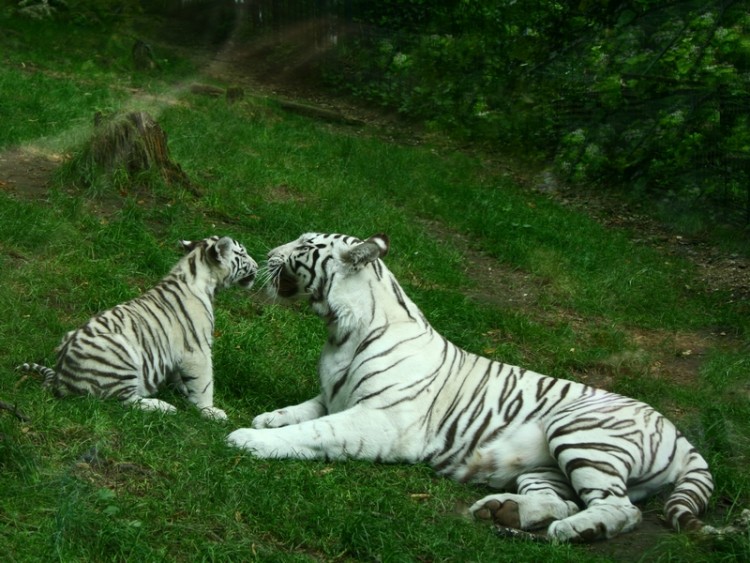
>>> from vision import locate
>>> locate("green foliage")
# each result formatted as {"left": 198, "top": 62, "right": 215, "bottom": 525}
{"left": 349, "top": 0, "right": 447, "bottom": 32}
{"left": 323, "top": 0, "right": 750, "bottom": 227}
{"left": 12, "top": 0, "right": 143, "bottom": 24}
{"left": 550, "top": 2, "right": 750, "bottom": 218}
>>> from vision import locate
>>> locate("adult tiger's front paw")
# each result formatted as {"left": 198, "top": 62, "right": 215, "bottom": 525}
{"left": 252, "top": 409, "right": 296, "bottom": 429}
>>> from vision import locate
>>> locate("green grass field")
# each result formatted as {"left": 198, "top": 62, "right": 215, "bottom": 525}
{"left": 1, "top": 13, "right": 749, "bottom": 563}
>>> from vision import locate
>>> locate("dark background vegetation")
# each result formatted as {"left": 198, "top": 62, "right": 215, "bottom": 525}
{"left": 16, "top": 1, "right": 750, "bottom": 229}
{"left": 154, "top": 0, "right": 750, "bottom": 231}
{"left": 13, "top": 0, "right": 749, "bottom": 232}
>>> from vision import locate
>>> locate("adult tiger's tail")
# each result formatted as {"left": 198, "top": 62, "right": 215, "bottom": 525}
{"left": 17, "top": 362, "right": 58, "bottom": 388}
{"left": 664, "top": 443, "right": 714, "bottom": 533}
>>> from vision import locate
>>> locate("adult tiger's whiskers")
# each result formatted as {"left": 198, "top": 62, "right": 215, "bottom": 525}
{"left": 248, "top": 261, "right": 279, "bottom": 298}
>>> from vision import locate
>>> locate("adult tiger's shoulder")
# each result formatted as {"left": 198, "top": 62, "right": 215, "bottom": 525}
{"left": 19, "top": 236, "right": 257, "bottom": 420}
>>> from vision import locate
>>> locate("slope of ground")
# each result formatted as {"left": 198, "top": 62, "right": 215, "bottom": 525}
{"left": 1, "top": 27, "right": 747, "bottom": 561}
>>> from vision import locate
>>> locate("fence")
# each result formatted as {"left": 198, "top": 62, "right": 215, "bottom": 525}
{"left": 166, "top": 0, "right": 750, "bottom": 225}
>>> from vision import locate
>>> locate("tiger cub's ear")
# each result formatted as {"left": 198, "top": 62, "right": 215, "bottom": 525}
{"left": 342, "top": 234, "right": 390, "bottom": 267}
{"left": 179, "top": 240, "right": 198, "bottom": 253}
{"left": 208, "top": 237, "right": 233, "bottom": 264}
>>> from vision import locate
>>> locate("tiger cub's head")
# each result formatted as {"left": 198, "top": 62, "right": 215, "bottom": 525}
{"left": 265, "top": 232, "right": 389, "bottom": 302}
{"left": 180, "top": 236, "right": 258, "bottom": 289}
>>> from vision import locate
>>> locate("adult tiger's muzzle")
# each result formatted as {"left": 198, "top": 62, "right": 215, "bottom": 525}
{"left": 275, "top": 269, "right": 299, "bottom": 298}
{"left": 264, "top": 256, "right": 299, "bottom": 299}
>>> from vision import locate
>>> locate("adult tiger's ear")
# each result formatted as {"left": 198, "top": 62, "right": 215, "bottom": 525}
{"left": 342, "top": 234, "right": 389, "bottom": 267}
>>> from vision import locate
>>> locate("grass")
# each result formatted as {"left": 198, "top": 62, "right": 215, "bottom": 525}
{"left": 1, "top": 12, "right": 749, "bottom": 563}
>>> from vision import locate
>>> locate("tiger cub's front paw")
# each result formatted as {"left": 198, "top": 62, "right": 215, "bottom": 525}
{"left": 133, "top": 398, "right": 178, "bottom": 414}
{"left": 200, "top": 406, "right": 228, "bottom": 421}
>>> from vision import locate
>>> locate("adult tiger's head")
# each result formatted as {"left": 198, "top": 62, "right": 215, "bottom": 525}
{"left": 180, "top": 236, "right": 258, "bottom": 289}
{"left": 265, "top": 232, "right": 390, "bottom": 304}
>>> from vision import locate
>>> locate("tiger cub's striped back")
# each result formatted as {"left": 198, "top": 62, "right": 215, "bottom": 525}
{"left": 19, "top": 236, "right": 257, "bottom": 420}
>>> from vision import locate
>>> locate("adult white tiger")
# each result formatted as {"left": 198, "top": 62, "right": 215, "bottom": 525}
{"left": 227, "top": 232, "right": 714, "bottom": 542}
{"left": 19, "top": 236, "right": 257, "bottom": 420}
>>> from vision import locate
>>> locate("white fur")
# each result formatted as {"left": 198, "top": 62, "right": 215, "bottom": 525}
{"left": 21, "top": 236, "right": 256, "bottom": 421}
{"left": 228, "top": 232, "right": 713, "bottom": 541}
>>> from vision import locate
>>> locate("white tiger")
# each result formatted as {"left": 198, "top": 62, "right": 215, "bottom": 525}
{"left": 19, "top": 236, "right": 257, "bottom": 420}
{"left": 227, "top": 231, "right": 715, "bottom": 542}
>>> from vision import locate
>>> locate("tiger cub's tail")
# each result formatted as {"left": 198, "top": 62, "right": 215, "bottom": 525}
{"left": 17, "top": 362, "right": 58, "bottom": 388}
{"left": 664, "top": 441, "right": 714, "bottom": 533}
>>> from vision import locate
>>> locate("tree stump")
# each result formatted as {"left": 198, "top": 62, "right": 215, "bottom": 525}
{"left": 226, "top": 86, "right": 245, "bottom": 104}
{"left": 132, "top": 39, "right": 158, "bottom": 71}
{"left": 85, "top": 111, "right": 200, "bottom": 196}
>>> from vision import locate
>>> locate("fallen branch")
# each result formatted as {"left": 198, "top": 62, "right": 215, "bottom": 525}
{"left": 190, "top": 83, "right": 225, "bottom": 97}
{"left": 277, "top": 99, "right": 363, "bottom": 126}
{"left": 0, "top": 400, "right": 29, "bottom": 422}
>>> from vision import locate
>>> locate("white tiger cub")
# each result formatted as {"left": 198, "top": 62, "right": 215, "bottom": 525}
{"left": 228, "top": 232, "right": 715, "bottom": 542}
{"left": 19, "top": 236, "right": 257, "bottom": 420}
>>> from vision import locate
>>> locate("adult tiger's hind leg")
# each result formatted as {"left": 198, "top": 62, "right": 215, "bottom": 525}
{"left": 471, "top": 464, "right": 641, "bottom": 542}
{"left": 547, "top": 498, "right": 642, "bottom": 542}
{"left": 543, "top": 410, "right": 644, "bottom": 542}
{"left": 545, "top": 457, "right": 642, "bottom": 542}
{"left": 471, "top": 469, "right": 580, "bottom": 531}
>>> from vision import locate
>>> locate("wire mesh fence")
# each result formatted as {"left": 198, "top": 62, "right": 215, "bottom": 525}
{"left": 168, "top": 0, "right": 750, "bottom": 225}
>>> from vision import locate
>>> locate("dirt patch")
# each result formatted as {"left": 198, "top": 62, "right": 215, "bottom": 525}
{"left": 583, "top": 509, "right": 672, "bottom": 561}
{"left": 472, "top": 503, "right": 733, "bottom": 561}
{"left": 443, "top": 222, "right": 543, "bottom": 311}
{"left": 549, "top": 182, "right": 750, "bottom": 303}
{"left": 71, "top": 446, "right": 165, "bottom": 497}
{"left": 0, "top": 146, "right": 63, "bottom": 200}
{"left": 265, "top": 183, "right": 309, "bottom": 204}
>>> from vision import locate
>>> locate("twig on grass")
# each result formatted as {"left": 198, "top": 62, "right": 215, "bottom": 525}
{"left": 0, "top": 399, "right": 30, "bottom": 422}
